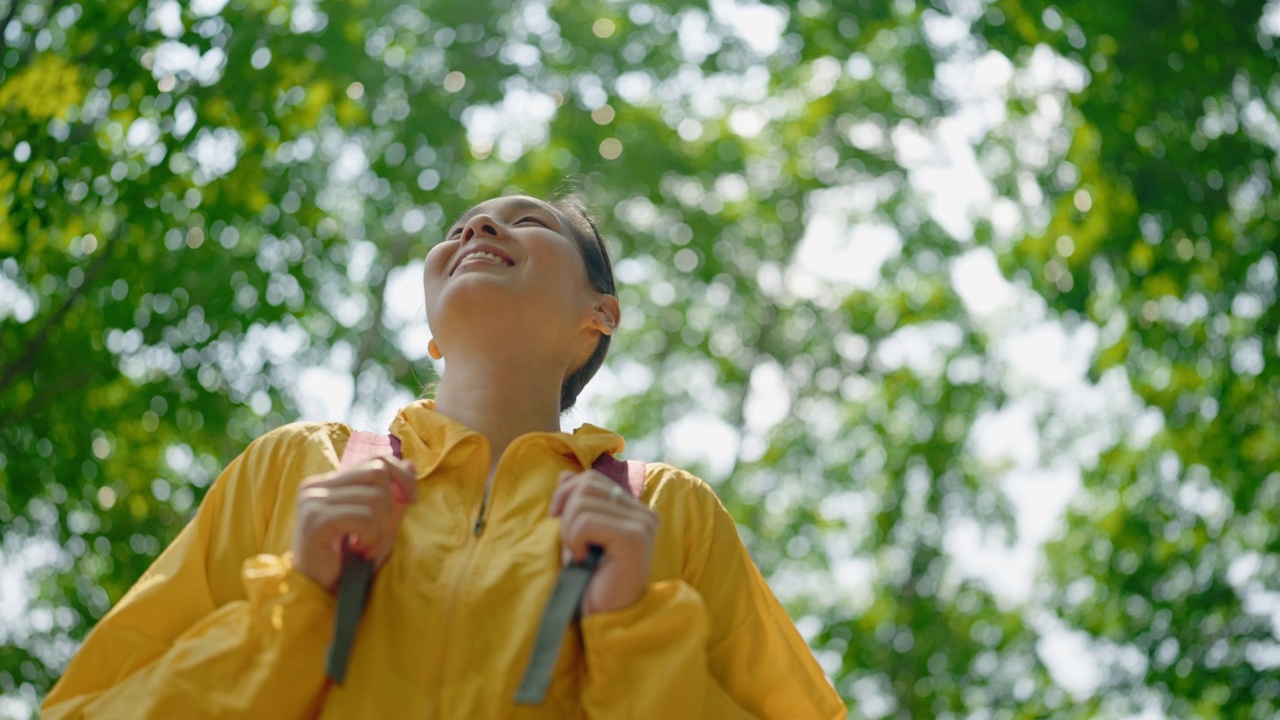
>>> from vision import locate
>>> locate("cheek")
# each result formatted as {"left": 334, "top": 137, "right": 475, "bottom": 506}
{"left": 531, "top": 242, "right": 592, "bottom": 294}
{"left": 423, "top": 244, "right": 452, "bottom": 285}
{"left": 422, "top": 245, "right": 453, "bottom": 310}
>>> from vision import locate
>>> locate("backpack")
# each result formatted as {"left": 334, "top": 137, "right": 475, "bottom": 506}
{"left": 327, "top": 430, "right": 645, "bottom": 705}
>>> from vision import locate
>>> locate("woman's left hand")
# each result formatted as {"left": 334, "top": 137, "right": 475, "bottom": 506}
{"left": 549, "top": 469, "right": 659, "bottom": 616}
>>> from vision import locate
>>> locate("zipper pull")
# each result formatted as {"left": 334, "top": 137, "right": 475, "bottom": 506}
{"left": 473, "top": 515, "right": 486, "bottom": 537}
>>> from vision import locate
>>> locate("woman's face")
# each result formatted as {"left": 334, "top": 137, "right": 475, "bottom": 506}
{"left": 422, "top": 195, "right": 613, "bottom": 365}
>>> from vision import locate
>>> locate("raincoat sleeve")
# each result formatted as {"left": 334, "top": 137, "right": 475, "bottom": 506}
{"left": 579, "top": 466, "right": 846, "bottom": 718}
{"left": 42, "top": 424, "right": 341, "bottom": 720}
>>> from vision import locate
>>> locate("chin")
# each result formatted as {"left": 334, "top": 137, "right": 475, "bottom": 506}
{"left": 436, "top": 289, "right": 552, "bottom": 335}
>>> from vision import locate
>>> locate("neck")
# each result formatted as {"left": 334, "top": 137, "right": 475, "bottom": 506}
{"left": 432, "top": 348, "right": 566, "bottom": 471}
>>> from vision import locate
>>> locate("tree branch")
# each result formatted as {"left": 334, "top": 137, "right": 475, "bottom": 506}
{"left": 0, "top": 231, "right": 116, "bottom": 399}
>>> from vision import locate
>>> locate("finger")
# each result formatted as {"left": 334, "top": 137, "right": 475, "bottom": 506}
{"left": 300, "top": 485, "right": 395, "bottom": 521}
{"left": 550, "top": 470, "right": 631, "bottom": 517}
{"left": 359, "top": 525, "right": 399, "bottom": 567}
{"left": 301, "top": 457, "right": 417, "bottom": 507}
{"left": 301, "top": 464, "right": 391, "bottom": 491}
{"left": 300, "top": 504, "right": 382, "bottom": 549}
{"left": 305, "top": 487, "right": 401, "bottom": 551}
{"left": 559, "top": 493, "right": 657, "bottom": 542}
{"left": 548, "top": 470, "right": 580, "bottom": 517}
{"left": 340, "top": 514, "right": 391, "bottom": 558}
{"left": 299, "top": 484, "right": 395, "bottom": 510}
{"left": 385, "top": 457, "right": 418, "bottom": 504}
{"left": 560, "top": 494, "right": 642, "bottom": 528}
{"left": 578, "top": 470, "right": 635, "bottom": 499}
{"left": 563, "top": 498, "right": 660, "bottom": 550}
{"left": 302, "top": 457, "right": 411, "bottom": 491}
{"left": 562, "top": 513, "right": 653, "bottom": 562}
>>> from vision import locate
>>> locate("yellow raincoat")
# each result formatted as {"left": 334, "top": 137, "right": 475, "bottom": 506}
{"left": 43, "top": 400, "right": 845, "bottom": 718}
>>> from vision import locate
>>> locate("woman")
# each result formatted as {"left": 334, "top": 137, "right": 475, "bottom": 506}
{"left": 43, "top": 195, "right": 845, "bottom": 718}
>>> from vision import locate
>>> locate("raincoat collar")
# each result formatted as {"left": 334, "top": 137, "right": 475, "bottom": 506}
{"left": 387, "top": 399, "right": 627, "bottom": 480}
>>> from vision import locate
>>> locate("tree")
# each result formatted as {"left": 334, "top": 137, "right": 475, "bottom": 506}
{"left": 1, "top": 0, "right": 1276, "bottom": 718}
{"left": 975, "top": 1, "right": 1280, "bottom": 716}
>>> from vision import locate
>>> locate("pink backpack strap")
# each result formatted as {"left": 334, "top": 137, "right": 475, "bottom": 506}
{"left": 327, "top": 431, "right": 401, "bottom": 686}
{"left": 589, "top": 453, "right": 645, "bottom": 499}
{"left": 339, "top": 431, "right": 401, "bottom": 468}
{"left": 515, "top": 453, "right": 646, "bottom": 705}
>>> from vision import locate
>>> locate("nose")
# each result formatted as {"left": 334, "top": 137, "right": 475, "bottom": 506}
{"left": 461, "top": 214, "right": 503, "bottom": 243}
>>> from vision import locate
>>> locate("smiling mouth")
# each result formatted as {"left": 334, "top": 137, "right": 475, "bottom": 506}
{"left": 452, "top": 250, "right": 515, "bottom": 274}
{"left": 458, "top": 249, "right": 512, "bottom": 266}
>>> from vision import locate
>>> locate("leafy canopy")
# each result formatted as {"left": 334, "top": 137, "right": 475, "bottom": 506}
{"left": 1, "top": 0, "right": 1277, "bottom": 717}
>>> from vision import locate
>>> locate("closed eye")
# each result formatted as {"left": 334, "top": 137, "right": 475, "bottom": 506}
{"left": 516, "top": 216, "right": 548, "bottom": 227}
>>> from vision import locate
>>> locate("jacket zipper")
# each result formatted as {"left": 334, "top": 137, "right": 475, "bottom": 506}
{"left": 430, "top": 449, "right": 504, "bottom": 699}
{"left": 473, "top": 480, "right": 493, "bottom": 536}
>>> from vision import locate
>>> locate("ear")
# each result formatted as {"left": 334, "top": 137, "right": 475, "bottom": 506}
{"left": 428, "top": 338, "right": 443, "bottom": 360}
{"left": 586, "top": 294, "right": 620, "bottom": 337}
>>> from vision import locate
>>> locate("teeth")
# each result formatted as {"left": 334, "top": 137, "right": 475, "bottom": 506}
{"left": 460, "top": 251, "right": 508, "bottom": 266}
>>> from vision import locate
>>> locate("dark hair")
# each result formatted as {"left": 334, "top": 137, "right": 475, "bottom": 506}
{"left": 548, "top": 195, "right": 617, "bottom": 412}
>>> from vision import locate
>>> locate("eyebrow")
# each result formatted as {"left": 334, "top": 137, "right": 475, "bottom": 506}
{"left": 448, "top": 197, "right": 565, "bottom": 235}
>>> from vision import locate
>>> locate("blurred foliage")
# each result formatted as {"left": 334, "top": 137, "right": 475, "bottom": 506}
{"left": 1, "top": 0, "right": 1277, "bottom": 717}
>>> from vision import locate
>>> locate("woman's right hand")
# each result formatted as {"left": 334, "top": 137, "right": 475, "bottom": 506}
{"left": 292, "top": 457, "right": 418, "bottom": 593}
